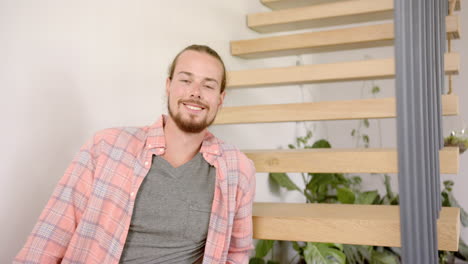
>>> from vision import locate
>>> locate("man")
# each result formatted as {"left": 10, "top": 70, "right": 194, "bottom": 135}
{"left": 15, "top": 45, "right": 256, "bottom": 264}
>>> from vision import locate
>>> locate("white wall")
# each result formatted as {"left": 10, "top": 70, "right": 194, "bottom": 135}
{"left": 1, "top": 1, "right": 467, "bottom": 262}
{"left": 0, "top": 0, "right": 314, "bottom": 261}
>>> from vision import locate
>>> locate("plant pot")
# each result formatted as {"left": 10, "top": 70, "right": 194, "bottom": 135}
{"left": 444, "top": 135, "right": 468, "bottom": 154}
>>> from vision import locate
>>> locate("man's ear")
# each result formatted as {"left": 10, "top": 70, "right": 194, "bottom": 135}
{"left": 165, "top": 77, "right": 171, "bottom": 97}
{"left": 218, "top": 91, "right": 226, "bottom": 108}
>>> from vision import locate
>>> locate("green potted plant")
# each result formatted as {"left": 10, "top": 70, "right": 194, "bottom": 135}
{"left": 249, "top": 84, "right": 468, "bottom": 264}
{"left": 249, "top": 132, "right": 468, "bottom": 263}
{"left": 444, "top": 129, "right": 468, "bottom": 153}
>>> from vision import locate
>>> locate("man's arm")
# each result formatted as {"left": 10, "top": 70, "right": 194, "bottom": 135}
{"left": 227, "top": 158, "right": 256, "bottom": 264}
{"left": 14, "top": 135, "right": 98, "bottom": 263}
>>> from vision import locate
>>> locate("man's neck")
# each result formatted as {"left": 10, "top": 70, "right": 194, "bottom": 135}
{"left": 161, "top": 117, "right": 206, "bottom": 168}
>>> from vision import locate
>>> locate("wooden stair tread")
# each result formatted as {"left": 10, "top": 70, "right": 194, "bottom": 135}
{"left": 243, "top": 147, "right": 459, "bottom": 173}
{"left": 233, "top": 16, "right": 459, "bottom": 58}
{"left": 261, "top": 0, "right": 347, "bottom": 10}
{"left": 253, "top": 202, "right": 460, "bottom": 251}
{"left": 214, "top": 94, "right": 459, "bottom": 124}
{"left": 250, "top": 0, "right": 393, "bottom": 33}
{"left": 226, "top": 53, "right": 459, "bottom": 88}
{"left": 252, "top": 0, "right": 460, "bottom": 33}
{"left": 260, "top": 0, "right": 460, "bottom": 11}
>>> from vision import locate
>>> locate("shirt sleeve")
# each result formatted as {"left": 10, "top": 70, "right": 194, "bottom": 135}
{"left": 227, "top": 158, "right": 256, "bottom": 264}
{"left": 14, "top": 135, "right": 98, "bottom": 263}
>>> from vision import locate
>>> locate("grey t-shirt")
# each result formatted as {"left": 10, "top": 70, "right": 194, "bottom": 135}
{"left": 119, "top": 152, "right": 216, "bottom": 264}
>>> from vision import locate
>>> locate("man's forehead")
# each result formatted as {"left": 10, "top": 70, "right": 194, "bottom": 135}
{"left": 174, "top": 50, "right": 223, "bottom": 79}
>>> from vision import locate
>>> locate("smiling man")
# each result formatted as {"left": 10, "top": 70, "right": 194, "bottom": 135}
{"left": 15, "top": 45, "right": 256, "bottom": 264}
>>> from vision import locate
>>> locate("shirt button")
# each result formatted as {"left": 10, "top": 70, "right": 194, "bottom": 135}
{"left": 144, "top": 161, "right": 149, "bottom": 167}
{"left": 148, "top": 144, "right": 152, "bottom": 148}
{"left": 130, "top": 192, "right": 135, "bottom": 197}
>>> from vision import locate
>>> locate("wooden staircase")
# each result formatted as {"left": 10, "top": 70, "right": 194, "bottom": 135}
{"left": 217, "top": 0, "right": 462, "bottom": 251}
{"left": 258, "top": 0, "right": 460, "bottom": 11}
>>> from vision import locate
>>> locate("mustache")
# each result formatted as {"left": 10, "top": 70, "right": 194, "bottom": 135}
{"left": 179, "top": 99, "right": 209, "bottom": 109}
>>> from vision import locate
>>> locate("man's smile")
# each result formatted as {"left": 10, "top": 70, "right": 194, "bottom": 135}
{"left": 181, "top": 101, "right": 208, "bottom": 113}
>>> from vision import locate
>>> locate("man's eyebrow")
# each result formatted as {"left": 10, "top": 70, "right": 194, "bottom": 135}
{"left": 177, "top": 71, "right": 219, "bottom": 84}
{"left": 177, "top": 71, "right": 193, "bottom": 77}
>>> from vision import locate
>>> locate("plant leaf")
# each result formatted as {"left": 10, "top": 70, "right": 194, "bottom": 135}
{"left": 304, "top": 243, "right": 346, "bottom": 264}
{"left": 288, "top": 144, "right": 296, "bottom": 149}
{"left": 267, "top": 261, "right": 280, "bottom": 264}
{"left": 363, "top": 119, "right": 370, "bottom": 128}
{"left": 269, "top": 173, "right": 300, "bottom": 191}
{"left": 370, "top": 251, "right": 399, "bottom": 264}
{"left": 292, "top": 241, "right": 301, "bottom": 252}
{"left": 304, "top": 243, "right": 328, "bottom": 264}
{"left": 331, "top": 243, "right": 344, "bottom": 251}
{"left": 316, "top": 243, "right": 346, "bottom": 264}
{"left": 383, "top": 174, "right": 394, "bottom": 200}
{"left": 441, "top": 191, "right": 450, "bottom": 206}
{"left": 443, "top": 180, "right": 454, "bottom": 192}
{"left": 372, "top": 86, "right": 380, "bottom": 94}
{"left": 306, "top": 173, "right": 334, "bottom": 194}
{"left": 458, "top": 238, "right": 468, "bottom": 260}
{"left": 447, "top": 191, "right": 468, "bottom": 227}
{"left": 307, "top": 174, "right": 334, "bottom": 188}
{"left": 312, "top": 139, "right": 332, "bottom": 148}
{"left": 331, "top": 173, "right": 350, "bottom": 187}
{"left": 362, "top": 135, "right": 370, "bottom": 144}
{"left": 350, "top": 176, "right": 362, "bottom": 186}
{"left": 351, "top": 129, "right": 356, "bottom": 136}
{"left": 249, "top": 257, "right": 265, "bottom": 264}
{"left": 343, "top": 245, "right": 372, "bottom": 264}
{"left": 337, "top": 187, "right": 355, "bottom": 204}
{"left": 255, "top": 240, "right": 275, "bottom": 258}
{"left": 356, "top": 191, "right": 379, "bottom": 205}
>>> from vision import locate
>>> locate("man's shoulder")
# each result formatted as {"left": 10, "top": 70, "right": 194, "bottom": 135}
{"left": 214, "top": 138, "right": 255, "bottom": 176}
{"left": 88, "top": 125, "right": 150, "bottom": 155}
{"left": 214, "top": 137, "right": 244, "bottom": 158}
{"left": 93, "top": 125, "right": 149, "bottom": 142}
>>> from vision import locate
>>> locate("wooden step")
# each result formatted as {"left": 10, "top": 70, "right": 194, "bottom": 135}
{"left": 226, "top": 53, "right": 459, "bottom": 88}
{"left": 261, "top": 0, "right": 347, "bottom": 10}
{"left": 233, "top": 16, "right": 459, "bottom": 58}
{"left": 214, "top": 94, "right": 458, "bottom": 124}
{"left": 250, "top": 0, "right": 393, "bottom": 33}
{"left": 253, "top": 203, "right": 460, "bottom": 251}
{"left": 261, "top": 0, "right": 460, "bottom": 11}
{"left": 244, "top": 147, "right": 459, "bottom": 174}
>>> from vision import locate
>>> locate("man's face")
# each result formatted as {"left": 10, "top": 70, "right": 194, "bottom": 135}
{"left": 166, "top": 50, "right": 225, "bottom": 133}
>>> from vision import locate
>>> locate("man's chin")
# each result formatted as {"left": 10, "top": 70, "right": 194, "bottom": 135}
{"left": 168, "top": 107, "right": 216, "bottom": 133}
{"left": 174, "top": 116, "right": 209, "bottom": 133}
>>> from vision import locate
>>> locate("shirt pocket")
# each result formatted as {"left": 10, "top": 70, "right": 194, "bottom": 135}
{"left": 184, "top": 201, "right": 212, "bottom": 243}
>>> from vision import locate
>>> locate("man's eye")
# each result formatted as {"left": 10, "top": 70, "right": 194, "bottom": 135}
{"left": 180, "top": 79, "right": 190, "bottom": 83}
{"left": 204, "top": 85, "right": 214, "bottom": 89}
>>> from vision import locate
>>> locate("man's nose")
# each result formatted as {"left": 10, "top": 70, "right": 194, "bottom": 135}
{"left": 190, "top": 82, "right": 202, "bottom": 98}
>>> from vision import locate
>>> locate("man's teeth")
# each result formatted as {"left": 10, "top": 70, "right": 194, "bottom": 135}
{"left": 186, "top": 105, "right": 203, "bottom": 110}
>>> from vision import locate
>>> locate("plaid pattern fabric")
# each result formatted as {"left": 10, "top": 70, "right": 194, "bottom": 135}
{"left": 15, "top": 115, "right": 256, "bottom": 264}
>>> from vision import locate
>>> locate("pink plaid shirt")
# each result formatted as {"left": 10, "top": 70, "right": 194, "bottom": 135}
{"left": 15, "top": 115, "right": 256, "bottom": 264}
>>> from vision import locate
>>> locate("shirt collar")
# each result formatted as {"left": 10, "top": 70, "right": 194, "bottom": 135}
{"left": 145, "top": 114, "right": 222, "bottom": 157}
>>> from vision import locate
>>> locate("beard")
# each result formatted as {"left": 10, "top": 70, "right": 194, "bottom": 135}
{"left": 167, "top": 98, "right": 217, "bottom": 133}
